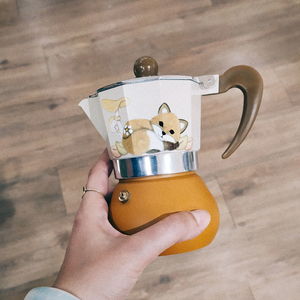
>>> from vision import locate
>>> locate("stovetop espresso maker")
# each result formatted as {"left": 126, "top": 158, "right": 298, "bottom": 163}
{"left": 79, "top": 56, "right": 263, "bottom": 255}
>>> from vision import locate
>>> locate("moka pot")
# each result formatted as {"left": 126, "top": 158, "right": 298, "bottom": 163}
{"left": 79, "top": 56, "right": 263, "bottom": 255}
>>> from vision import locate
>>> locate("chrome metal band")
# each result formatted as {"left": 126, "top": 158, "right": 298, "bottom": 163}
{"left": 113, "top": 151, "right": 198, "bottom": 179}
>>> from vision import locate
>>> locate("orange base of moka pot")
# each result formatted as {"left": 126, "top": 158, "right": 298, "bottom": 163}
{"left": 109, "top": 172, "right": 219, "bottom": 255}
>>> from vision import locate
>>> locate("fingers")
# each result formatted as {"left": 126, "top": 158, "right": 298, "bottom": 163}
{"left": 131, "top": 210, "right": 211, "bottom": 262}
{"left": 77, "top": 149, "right": 113, "bottom": 225}
{"left": 86, "top": 149, "right": 113, "bottom": 194}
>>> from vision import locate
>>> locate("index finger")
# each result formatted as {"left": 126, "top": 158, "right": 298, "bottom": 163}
{"left": 87, "top": 149, "right": 113, "bottom": 194}
{"left": 78, "top": 149, "right": 113, "bottom": 223}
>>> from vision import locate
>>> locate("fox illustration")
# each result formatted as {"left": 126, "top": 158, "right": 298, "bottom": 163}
{"left": 115, "top": 103, "right": 189, "bottom": 156}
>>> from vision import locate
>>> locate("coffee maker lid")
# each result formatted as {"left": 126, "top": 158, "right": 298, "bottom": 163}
{"left": 94, "top": 56, "right": 202, "bottom": 94}
{"left": 96, "top": 75, "right": 199, "bottom": 93}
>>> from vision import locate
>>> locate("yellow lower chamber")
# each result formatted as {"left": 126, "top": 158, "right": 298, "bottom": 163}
{"left": 109, "top": 172, "right": 219, "bottom": 255}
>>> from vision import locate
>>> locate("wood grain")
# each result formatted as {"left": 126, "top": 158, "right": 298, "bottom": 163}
{"left": 0, "top": 0, "right": 299, "bottom": 299}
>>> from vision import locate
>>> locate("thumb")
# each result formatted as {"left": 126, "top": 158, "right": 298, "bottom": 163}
{"left": 132, "top": 210, "right": 211, "bottom": 260}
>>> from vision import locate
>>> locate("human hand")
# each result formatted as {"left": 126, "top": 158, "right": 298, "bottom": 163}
{"left": 54, "top": 150, "right": 211, "bottom": 300}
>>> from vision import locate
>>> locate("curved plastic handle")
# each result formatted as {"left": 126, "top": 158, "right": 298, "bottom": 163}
{"left": 219, "top": 65, "right": 263, "bottom": 159}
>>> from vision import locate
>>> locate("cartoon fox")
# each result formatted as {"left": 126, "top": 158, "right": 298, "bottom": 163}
{"left": 115, "top": 103, "right": 188, "bottom": 156}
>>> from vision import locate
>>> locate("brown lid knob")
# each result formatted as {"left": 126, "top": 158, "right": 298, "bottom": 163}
{"left": 133, "top": 56, "right": 158, "bottom": 77}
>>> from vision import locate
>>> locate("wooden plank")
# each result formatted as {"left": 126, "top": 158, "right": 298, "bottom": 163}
{"left": 274, "top": 59, "right": 300, "bottom": 106}
{"left": 217, "top": 149, "right": 300, "bottom": 300}
{"left": 0, "top": 0, "right": 17, "bottom": 24}
{"left": 0, "top": 214, "right": 73, "bottom": 289}
{"left": 1, "top": 0, "right": 300, "bottom": 299}
{"left": 198, "top": 106, "right": 300, "bottom": 178}
{"left": 0, "top": 168, "right": 66, "bottom": 245}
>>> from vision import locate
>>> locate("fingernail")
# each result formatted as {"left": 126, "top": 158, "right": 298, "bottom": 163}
{"left": 190, "top": 210, "right": 211, "bottom": 230}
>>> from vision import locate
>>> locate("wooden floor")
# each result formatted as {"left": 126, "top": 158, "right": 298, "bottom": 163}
{"left": 1, "top": 0, "right": 300, "bottom": 299}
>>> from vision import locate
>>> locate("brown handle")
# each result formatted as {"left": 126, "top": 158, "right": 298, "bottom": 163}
{"left": 219, "top": 65, "right": 263, "bottom": 159}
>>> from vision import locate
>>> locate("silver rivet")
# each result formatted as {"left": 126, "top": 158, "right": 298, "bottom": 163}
{"left": 118, "top": 190, "right": 130, "bottom": 203}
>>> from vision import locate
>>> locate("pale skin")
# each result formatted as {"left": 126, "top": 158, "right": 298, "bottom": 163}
{"left": 54, "top": 150, "right": 211, "bottom": 300}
